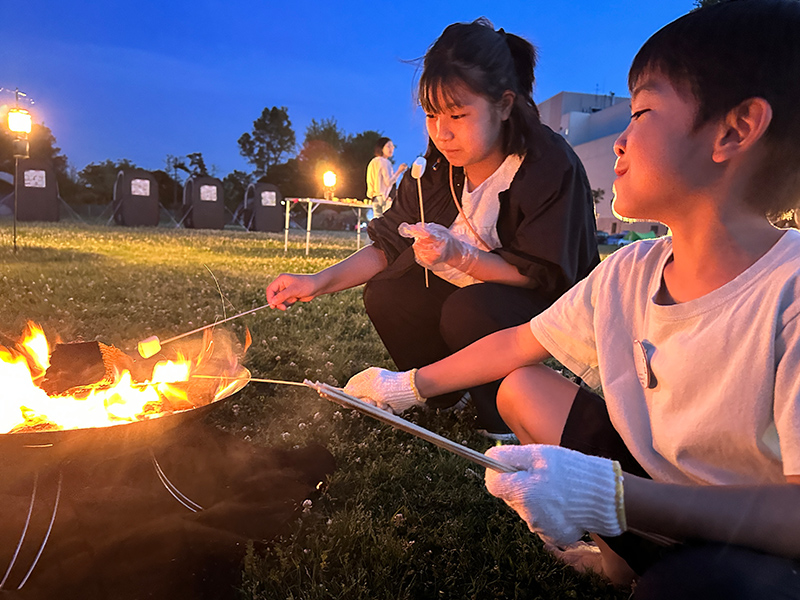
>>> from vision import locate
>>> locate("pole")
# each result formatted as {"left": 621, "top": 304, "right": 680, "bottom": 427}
{"left": 13, "top": 156, "right": 19, "bottom": 253}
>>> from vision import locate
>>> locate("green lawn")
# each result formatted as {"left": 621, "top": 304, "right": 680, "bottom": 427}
{"left": 0, "top": 222, "right": 627, "bottom": 600}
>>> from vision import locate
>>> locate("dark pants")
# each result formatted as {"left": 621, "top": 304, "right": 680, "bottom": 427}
{"left": 363, "top": 263, "right": 551, "bottom": 432}
{"left": 562, "top": 388, "right": 800, "bottom": 599}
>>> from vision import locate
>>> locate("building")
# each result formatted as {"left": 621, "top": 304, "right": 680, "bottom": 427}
{"left": 539, "top": 91, "right": 667, "bottom": 235}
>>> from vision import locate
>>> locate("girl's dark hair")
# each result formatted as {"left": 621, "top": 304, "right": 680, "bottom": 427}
{"left": 374, "top": 137, "right": 392, "bottom": 157}
{"left": 419, "top": 18, "right": 541, "bottom": 157}
{"left": 628, "top": 0, "right": 800, "bottom": 218}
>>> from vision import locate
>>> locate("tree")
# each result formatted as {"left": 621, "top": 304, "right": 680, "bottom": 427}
{"left": 238, "top": 106, "right": 296, "bottom": 179}
{"left": 78, "top": 159, "right": 138, "bottom": 205}
{"left": 295, "top": 118, "right": 348, "bottom": 197}
{"left": 222, "top": 170, "right": 252, "bottom": 213}
{"left": 185, "top": 152, "right": 210, "bottom": 177}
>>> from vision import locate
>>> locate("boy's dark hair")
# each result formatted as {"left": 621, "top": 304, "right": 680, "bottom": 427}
{"left": 374, "top": 137, "right": 392, "bottom": 157}
{"left": 418, "top": 18, "right": 542, "bottom": 157}
{"left": 629, "top": 0, "right": 800, "bottom": 218}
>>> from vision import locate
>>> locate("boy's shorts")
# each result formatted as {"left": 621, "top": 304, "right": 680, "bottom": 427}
{"left": 560, "top": 388, "right": 800, "bottom": 594}
{"left": 560, "top": 387, "right": 667, "bottom": 573}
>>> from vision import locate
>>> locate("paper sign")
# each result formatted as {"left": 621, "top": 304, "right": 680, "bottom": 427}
{"left": 261, "top": 190, "right": 277, "bottom": 206}
{"left": 131, "top": 178, "right": 150, "bottom": 196}
{"left": 200, "top": 185, "right": 217, "bottom": 202}
{"left": 24, "top": 170, "right": 46, "bottom": 188}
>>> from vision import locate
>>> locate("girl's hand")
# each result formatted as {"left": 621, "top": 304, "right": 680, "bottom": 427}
{"left": 266, "top": 273, "right": 320, "bottom": 310}
{"left": 398, "top": 222, "right": 479, "bottom": 273}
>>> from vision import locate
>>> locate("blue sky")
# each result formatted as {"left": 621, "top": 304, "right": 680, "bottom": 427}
{"left": 2, "top": 0, "right": 692, "bottom": 178}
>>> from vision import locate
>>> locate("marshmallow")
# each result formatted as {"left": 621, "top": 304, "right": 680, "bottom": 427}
{"left": 138, "top": 336, "right": 162, "bottom": 359}
{"left": 411, "top": 157, "right": 426, "bottom": 179}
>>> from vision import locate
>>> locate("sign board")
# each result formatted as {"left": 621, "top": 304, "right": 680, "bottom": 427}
{"left": 131, "top": 178, "right": 150, "bottom": 196}
{"left": 200, "top": 185, "right": 217, "bottom": 202}
{"left": 24, "top": 170, "right": 46, "bottom": 188}
{"left": 261, "top": 190, "right": 277, "bottom": 206}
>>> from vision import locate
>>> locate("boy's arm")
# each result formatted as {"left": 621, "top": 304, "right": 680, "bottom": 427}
{"left": 624, "top": 474, "right": 800, "bottom": 559}
{"left": 415, "top": 323, "right": 551, "bottom": 398}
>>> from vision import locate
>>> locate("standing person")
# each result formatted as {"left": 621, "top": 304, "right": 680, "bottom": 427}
{"left": 344, "top": 1, "right": 800, "bottom": 596}
{"left": 366, "top": 137, "right": 407, "bottom": 217}
{"left": 266, "top": 18, "right": 599, "bottom": 438}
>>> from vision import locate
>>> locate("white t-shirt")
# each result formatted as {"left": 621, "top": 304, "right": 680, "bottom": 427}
{"left": 530, "top": 231, "right": 800, "bottom": 486}
{"left": 436, "top": 153, "right": 523, "bottom": 288}
{"left": 366, "top": 156, "right": 395, "bottom": 200}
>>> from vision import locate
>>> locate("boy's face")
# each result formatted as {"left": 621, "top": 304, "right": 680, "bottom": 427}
{"left": 612, "top": 72, "right": 718, "bottom": 222}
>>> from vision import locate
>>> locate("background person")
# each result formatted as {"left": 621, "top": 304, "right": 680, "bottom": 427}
{"left": 366, "top": 137, "right": 407, "bottom": 217}
{"left": 344, "top": 1, "right": 800, "bottom": 596}
{"left": 267, "top": 19, "right": 599, "bottom": 438}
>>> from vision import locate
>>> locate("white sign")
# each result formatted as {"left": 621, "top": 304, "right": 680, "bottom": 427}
{"left": 24, "top": 170, "right": 46, "bottom": 188}
{"left": 261, "top": 190, "right": 277, "bottom": 206}
{"left": 131, "top": 178, "right": 150, "bottom": 196}
{"left": 200, "top": 185, "right": 217, "bottom": 202}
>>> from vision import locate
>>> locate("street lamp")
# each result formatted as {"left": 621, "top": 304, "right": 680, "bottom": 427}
{"left": 8, "top": 99, "right": 32, "bottom": 254}
{"left": 322, "top": 170, "right": 336, "bottom": 201}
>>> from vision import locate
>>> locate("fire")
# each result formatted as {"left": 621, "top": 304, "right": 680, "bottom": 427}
{"left": 0, "top": 322, "right": 248, "bottom": 434}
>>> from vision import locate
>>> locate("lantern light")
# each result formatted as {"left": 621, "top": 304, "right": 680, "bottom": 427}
{"left": 8, "top": 108, "right": 32, "bottom": 134}
{"left": 323, "top": 170, "right": 337, "bottom": 188}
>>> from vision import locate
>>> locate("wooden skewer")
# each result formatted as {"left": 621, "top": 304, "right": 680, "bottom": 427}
{"left": 305, "top": 380, "right": 515, "bottom": 473}
{"left": 416, "top": 177, "right": 430, "bottom": 288}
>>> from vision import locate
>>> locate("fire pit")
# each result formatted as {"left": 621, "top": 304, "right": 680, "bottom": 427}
{"left": 0, "top": 321, "right": 250, "bottom": 464}
{"left": 0, "top": 322, "right": 325, "bottom": 597}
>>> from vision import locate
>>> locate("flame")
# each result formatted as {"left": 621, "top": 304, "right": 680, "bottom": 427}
{"left": 0, "top": 322, "right": 248, "bottom": 434}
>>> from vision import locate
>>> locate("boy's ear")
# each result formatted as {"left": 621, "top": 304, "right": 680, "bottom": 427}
{"left": 712, "top": 97, "right": 773, "bottom": 163}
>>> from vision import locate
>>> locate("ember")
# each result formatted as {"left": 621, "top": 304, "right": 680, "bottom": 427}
{"left": 0, "top": 321, "right": 249, "bottom": 434}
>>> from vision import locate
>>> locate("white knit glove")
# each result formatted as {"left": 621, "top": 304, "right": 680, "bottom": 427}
{"left": 398, "top": 222, "right": 480, "bottom": 274}
{"left": 343, "top": 367, "right": 426, "bottom": 414}
{"left": 485, "top": 444, "right": 626, "bottom": 547}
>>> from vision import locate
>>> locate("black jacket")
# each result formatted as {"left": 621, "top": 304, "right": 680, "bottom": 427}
{"left": 367, "top": 124, "right": 600, "bottom": 302}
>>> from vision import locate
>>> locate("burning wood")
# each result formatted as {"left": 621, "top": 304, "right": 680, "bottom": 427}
{"left": 0, "top": 322, "right": 249, "bottom": 434}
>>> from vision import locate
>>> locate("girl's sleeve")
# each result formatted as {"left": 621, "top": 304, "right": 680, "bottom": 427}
{"left": 495, "top": 133, "right": 599, "bottom": 300}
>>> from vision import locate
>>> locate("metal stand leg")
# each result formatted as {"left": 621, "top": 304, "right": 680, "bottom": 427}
{"left": 305, "top": 200, "right": 313, "bottom": 256}
{"left": 0, "top": 470, "right": 63, "bottom": 591}
{"left": 284, "top": 200, "right": 290, "bottom": 252}
{"left": 151, "top": 452, "right": 204, "bottom": 513}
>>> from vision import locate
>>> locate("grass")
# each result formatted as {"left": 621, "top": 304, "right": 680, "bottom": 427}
{"left": 0, "top": 221, "right": 628, "bottom": 600}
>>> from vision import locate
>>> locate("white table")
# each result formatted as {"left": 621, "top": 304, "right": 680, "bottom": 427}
{"left": 284, "top": 197, "right": 370, "bottom": 255}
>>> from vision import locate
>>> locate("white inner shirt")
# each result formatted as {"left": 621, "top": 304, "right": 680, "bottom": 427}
{"left": 435, "top": 153, "right": 523, "bottom": 288}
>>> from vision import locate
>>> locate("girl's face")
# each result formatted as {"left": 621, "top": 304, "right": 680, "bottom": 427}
{"left": 382, "top": 141, "right": 395, "bottom": 158}
{"left": 425, "top": 85, "right": 513, "bottom": 178}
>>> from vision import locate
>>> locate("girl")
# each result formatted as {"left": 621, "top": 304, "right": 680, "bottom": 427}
{"left": 366, "top": 137, "right": 407, "bottom": 217}
{"left": 266, "top": 18, "right": 599, "bottom": 438}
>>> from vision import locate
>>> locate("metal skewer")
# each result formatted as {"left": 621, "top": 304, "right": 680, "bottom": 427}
{"left": 195, "top": 375, "right": 676, "bottom": 546}
{"left": 138, "top": 303, "right": 272, "bottom": 358}
{"left": 305, "top": 380, "right": 515, "bottom": 473}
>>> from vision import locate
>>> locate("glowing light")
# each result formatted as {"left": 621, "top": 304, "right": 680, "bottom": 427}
{"left": 323, "top": 170, "right": 337, "bottom": 188}
{"left": 8, "top": 108, "right": 31, "bottom": 134}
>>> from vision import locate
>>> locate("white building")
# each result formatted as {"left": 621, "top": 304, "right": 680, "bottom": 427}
{"left": 539, "top": 91, "right": 667, "bottom": 235}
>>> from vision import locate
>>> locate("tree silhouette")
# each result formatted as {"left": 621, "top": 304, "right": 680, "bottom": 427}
{"left": 238, "top": 106, "right": 296, "bottom": 179}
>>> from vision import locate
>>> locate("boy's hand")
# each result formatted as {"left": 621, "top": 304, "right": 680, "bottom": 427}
{"left": 398, "top": 222, "right": 480, "bottom": 273}
{"left": 485, "top": 444, "right": 626, "bottom": 547}
{"left": 343, "top": 367, "right": 426, "bottom": 414}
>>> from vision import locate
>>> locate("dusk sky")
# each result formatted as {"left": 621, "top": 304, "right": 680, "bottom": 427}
{"left": 2, "top": 1, "right": 692, "bottom": 180}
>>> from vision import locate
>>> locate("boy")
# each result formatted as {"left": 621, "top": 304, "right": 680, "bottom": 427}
{"left": 344, "top": 1, "right": 800, "bottom": 596}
